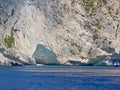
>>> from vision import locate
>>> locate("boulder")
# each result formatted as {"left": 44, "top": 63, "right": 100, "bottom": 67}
{"left": 0, "top": 52, "right": 22, "bottom": 66}
{"left": 32, "top": 44, "right": 59, "bottom": 65}
{"left": 3, "top": 48, "right": 36, "bottom": 65}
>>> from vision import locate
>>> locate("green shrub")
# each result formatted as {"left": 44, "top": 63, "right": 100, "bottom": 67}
{"left": 4, "top": 36, "right": 14, "bottom": 48}
{"left": 85, "top": 0, "right": 106, "bottom": 14}
{"left": 70, "top": 49, "right": 76, "bottom": 55}
{"left": 95, "top": 19, "right": 102, "bottom": 30}
{"left": 97, "top": 0, "right": 106, "bottom": 8}
{"left": 85, "top": 0, "right": 95, "bottom": 12}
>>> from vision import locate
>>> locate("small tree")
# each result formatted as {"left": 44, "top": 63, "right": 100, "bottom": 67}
{"left": 4, "top": 36, "right": 14, "bottom": 48}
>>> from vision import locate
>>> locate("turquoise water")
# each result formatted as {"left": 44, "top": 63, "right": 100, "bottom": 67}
{"left": 0, "top": 66, "right": 120, "bottom": 90}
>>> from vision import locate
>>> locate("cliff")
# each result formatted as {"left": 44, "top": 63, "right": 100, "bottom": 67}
{"left": 0, "top": 0, "right": 120, "bottom": 66}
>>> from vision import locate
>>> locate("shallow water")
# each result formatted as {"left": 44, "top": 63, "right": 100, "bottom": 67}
{"left": 0, "top": 66, "right": 120, "bottom": 90}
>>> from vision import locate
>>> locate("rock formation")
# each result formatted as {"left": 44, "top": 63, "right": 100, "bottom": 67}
{"left": 0, "top": 0, "right": 120, "bottom": 66}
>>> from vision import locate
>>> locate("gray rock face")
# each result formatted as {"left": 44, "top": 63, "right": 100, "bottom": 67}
{"left": 6, "top": 48, "right": 36, "bottom": 65}
{"left": 0, "top": 48, "right": 22, "bottom": 66}
{"left": 0, "top": 48, "right": 35, "bottom": 66}
{"left": 32, "top": 44, "right": 59, "bottom": 64}
{"left": 0, "top": 0, "right": 120, "bottom": 65}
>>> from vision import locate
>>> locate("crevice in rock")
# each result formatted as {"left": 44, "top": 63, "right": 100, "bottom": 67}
{"left": 115, "top": 24, "right": 119, "bottom": 39}
{"left": 11, "top": 11, "right": 21, "bottom": 37}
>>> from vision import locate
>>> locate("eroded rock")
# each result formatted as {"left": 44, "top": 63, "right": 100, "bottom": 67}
{"left": 32, "top": 44, "right": 59, "bottom": 65}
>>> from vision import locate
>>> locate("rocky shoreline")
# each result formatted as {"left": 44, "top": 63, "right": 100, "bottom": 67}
{"left": 0, "top": 0, "right": 120, "bottom": 66}
{"left": 0, "top": 47, "right": 120, "bottom": 67}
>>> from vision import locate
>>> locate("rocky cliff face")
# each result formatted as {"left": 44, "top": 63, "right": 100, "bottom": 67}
{"left": 0, "top": 0, "right": 120, "bottom": 66}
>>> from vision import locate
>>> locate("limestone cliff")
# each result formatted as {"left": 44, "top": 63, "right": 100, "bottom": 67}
{"left": 0, "top": 0, "right": 120, "bottom": 66}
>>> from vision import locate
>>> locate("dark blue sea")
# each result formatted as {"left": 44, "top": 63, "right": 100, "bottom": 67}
{"left": 0, "top": 66, "right": 120, "bottom": 90}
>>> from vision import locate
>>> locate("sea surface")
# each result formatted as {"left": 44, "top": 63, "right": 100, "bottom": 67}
{"left": 0, "top": 66, "right": 120, "bottom": 90}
